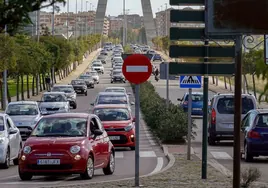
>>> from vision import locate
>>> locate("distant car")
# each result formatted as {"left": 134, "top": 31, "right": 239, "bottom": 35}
{"left": 87, "top": 70, "right": 99, "bottom": 84}
{"left": 18, "top": 113, "right": 115, "bottom": 180}
{"left": 111, "top": 53, "right": 121, "bottom": 61}
{"left": 97, "top": 55, "right": 107, "bottom": 64}
{"left": 0, "top": 113, "right": 22, "bottom": 169}
{"left": 93, "top": 105, "right": 135, "bottom": 150}
{"left": 5, "top": 101, "right": 42, "bottom": 140}
{"left": 208, "top": 93, "right": 257, "bottom": 145}
{"left": 91, "top": 62, "right": 104, "bottom": 74}
{"left": 39, "top": 92, "right": 70, "bottom": 115}
{"left": 51, "top": 85, "right": 77, "bottom": 109}
{"left": 177, "top": 92, "right": 205, "bottom": 115}
{"left": 71, "top": 79, "right": 88, "bottom": 96}
{"left": 151, "top": 54, "right": 162, "bottom": 61}
{"left": 110, "top": 70, "right": 126, "bottom": 83}
{"left": 147, "top": 50, "right": 155, "bottom": 54}
{"left": 100, "top": 51, "right": 108, "bottom": 56}
{"left": 91, "top": 60, "right": 102, "bottom": 66}
{"left": 104, "top": 87, "right": 128, "bottom": 94}
{"left": 79, "top": 74, "right": 95, "bottom": 88}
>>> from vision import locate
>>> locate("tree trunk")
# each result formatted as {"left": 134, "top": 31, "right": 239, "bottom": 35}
{"left": 42, "top": 74, "right": 46, "bottom": 90}
{"left": 16, "top": 74, "right": 19, "bottom": 101}
{"left": 243, "top": 74, "right": 249, "bottom": 93}
{"left": 39, "top": 74, "right": 42, "bottom": 91}
{"left": 58, "top": 71, "right": 61, "bottom": 80}
{"left": 216, "top": 77, "right": 218, "bottom": 86}
{"left": 32, "top": 76, "right": 35, "bottom": 96}
{"left": 0, "top": 81, "right": 3, "bottom": 108}
{"left": 54, "top": 72, "right": 57, "bottom": 84}
{"left": 7, "top": 83, "right": 11, "bottom": 103}
{"left": 224, "top": 76, "right": 227, "bottom": 89}
{"left": 252, "top": 74, "right": 257, "bottom": 98}
{"left": 242, "top": 75, "right": 246, "bottom": 94}
{"left": 228, "top": 77, "right": 232, "bottom": 91}
{"left": 21, "top": 74, "right": 24, "bottom": 100}
{"left": 212, "top": 76, "right": 215, "bottom": 84}
{"left": 36, "top": 75, "right": 39, "bottom": 95}
{"left": 26, "top": 74, "right": 30, "bottom": 98}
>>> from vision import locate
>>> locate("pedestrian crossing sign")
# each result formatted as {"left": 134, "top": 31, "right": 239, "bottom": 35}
{"left": 180, "top": 75, "right": 202, "bottom": 88}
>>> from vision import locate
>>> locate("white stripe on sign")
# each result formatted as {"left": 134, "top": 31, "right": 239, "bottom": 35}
{"left": 126, "top": 66, "right": 148, "bottom": 72}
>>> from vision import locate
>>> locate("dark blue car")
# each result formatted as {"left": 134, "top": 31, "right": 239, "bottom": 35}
{"left": 152, "top": 54, "right": 162, "bottom": 61}
{"left": 178, "top": 92, "right": 205, "bottom": 115}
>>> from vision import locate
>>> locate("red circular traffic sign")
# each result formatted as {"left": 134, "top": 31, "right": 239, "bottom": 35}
{"left": 122, "top": 54, "right": 152, "bottom": 84}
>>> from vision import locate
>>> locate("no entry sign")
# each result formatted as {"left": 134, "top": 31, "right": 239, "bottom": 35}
{"left": 122, "top": 54, "right": 152, "bottom": 84}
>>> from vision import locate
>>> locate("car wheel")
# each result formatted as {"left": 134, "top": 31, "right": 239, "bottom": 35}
{"left": 85, "top": 91, "right": 88, "bottom": 96}
{"left": 1, "top": 148, "right": 10, "bottom": 169}
{"left": 111, "top": 81, "right": 113, "bottom": 83}
{"left": 97, "top": 81, "right": 99, "bottom": 84}
{"left": 244, "top": 143, "right": 253, "bottom": 162}
{"left": 19, "top": 168, "right": 33, "bottom": 181}
{"left": 130, "top": 146, "right": 135, "bottom": 150}
{"left": 72, "top": 103, "right": 77, "bottom": 109}
{"left": 80, "top": 156, "right": 94, "bottom": 179}
{"left": 103, "top": 152, "right": 115, "bottom": 175}
{"left": 208, "top": 136, "right": 216, "bottom": 146}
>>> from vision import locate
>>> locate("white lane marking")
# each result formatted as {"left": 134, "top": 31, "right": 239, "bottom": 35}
{"left": 142, "top": 127, "right": 157, "bottom": 146}
{"left": 149, "top": 157, "right": 164, "bottom": 175}
{"left": 0, "top": 175, "right": 18, "bottom": 181}
{"left": 211, "top": 151, "right": 232, "bottom": 160}
{"left": 126, "top": 66, "right": 148, "bottom": 72}
{"left": 139, "top": 151, "right": 156, "bottom": 157}
{"left": 115, "top": 152, "right": 124, "bottom": 158}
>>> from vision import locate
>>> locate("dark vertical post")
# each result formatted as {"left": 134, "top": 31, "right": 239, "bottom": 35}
{"left": 202, "top": 38, "right": 209, "bottom": 179}
{"left": 135, "top": 84, "right": 140, "bottom": 186}
{"left": 233, "top": 35, "right": 242, "bottom": 188}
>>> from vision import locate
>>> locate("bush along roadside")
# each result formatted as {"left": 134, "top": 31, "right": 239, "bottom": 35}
{"left": 131, "top": 81, "right": 196, "bottom": 143}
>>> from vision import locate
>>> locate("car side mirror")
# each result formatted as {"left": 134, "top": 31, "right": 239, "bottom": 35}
{"left": 177, "top": 98, "right": 182, "bottom": 101}
{"left": 127, "top": 92, "right": 132, "bottom": 96}
{"left": 132, "top": 117, "right": 136, "bottom": 122}
{"left": 94, "top": 129, "right": 103, "bottom": 136}
{"left": 9, "top": 128, "right": 18, "bottom": 135}
{"left": 90, "top": 103, "right": 94, "bottom": 106}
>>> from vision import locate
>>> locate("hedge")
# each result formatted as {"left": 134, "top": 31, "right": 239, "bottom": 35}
{"left": 132, "top": 81, "right": 196, "bottom": 143}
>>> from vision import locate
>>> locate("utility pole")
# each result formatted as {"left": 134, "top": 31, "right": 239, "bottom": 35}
{"left": 51, "top": 4, "right": 55, "bottom": 86}
{"left": 86, "top": 1, "right": 89, "bottom": 39}
{"left": 165, "top": 3, "right": 168, "bottom": 36}
{"left": 123, "top": 0, "right": 126, "bottom": 46}
{"left": 75, "top": 0, "right": 78, "bottom": 43}
{"left": 81, "top": 0, "right": 83, "bottom": 36}
{"left": 67, "top": 0, "right": 69, "bottom": 40}
{"left": 3, "top": 0, "right": 8, "bottom": 110}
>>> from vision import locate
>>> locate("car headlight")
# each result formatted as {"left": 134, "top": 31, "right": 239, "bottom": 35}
{"left": 23, "top": 146, "right": 31, "bottom": 154}
{"left": 70, "top": 145, "right": 80, "bottom": 154}
{"left": 124, "top": 123, "right": 134, "bottom": 132}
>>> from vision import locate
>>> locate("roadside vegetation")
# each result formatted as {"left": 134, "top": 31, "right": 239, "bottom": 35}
{"left": 152, "top": 36, "right": 268, "bottom": 103}
{"left": 132, "top": 81, "right": 196, "bottom": 143}
{"left": 123, "top": 45, "right": 133, "bottom": 53}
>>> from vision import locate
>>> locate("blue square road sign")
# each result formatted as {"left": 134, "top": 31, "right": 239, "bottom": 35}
{"left": 180, "top": 75, "right": 202, "bottom": 88}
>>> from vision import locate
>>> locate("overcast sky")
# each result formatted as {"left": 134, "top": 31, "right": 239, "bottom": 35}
{"left": 51, "top": 0, "right": 173, "bottom": 16}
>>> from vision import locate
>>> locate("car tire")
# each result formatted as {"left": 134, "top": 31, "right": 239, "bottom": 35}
{"left": 19, "top": 169, "right": 33, "bottom": 181}
{"left": 85, "top": 91, "right": 88, "bottom": 96}
{"left": 1, "top": 148, "right": 10, "bottom": 169}
{"left": 244, "top": 142, "right": 253, "bottom": 162}
{"left": 80, "top": 156, "right": 94, "bottom": 179}
{"left": 103, "top": 152, "right": 115, "bottom": 175}
{"left": 72, "top": 103, "right": 77, "bottom": 109}
{"left": 208, "top": 136, "right": 216, "bottom": 146}
{"left": 130, "top": 146, "right": 135, "bottom": 150}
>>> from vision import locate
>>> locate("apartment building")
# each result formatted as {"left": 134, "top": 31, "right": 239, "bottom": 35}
{"left": 155, "top": 8, "right": 173, "bottom": 36}
{"left": 109, "top": 17, "right": 123, "bottom": 33}
{"left": 117, "top": 14, "right": 142, "bottom": 29}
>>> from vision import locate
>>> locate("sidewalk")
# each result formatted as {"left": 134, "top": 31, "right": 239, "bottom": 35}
{"left": 3, "top": 48, "right": 100, "bottom": 105}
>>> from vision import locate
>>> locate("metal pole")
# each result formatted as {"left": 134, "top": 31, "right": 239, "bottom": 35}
{"left": 75, "top": 0, "right": 78, "bottom": 42}
{"left": 134, "top": 84, "right": 140, "bottom": 187}
{"left": 187, "top": 88, "right": 192, "bottom": 160}
{"left": 51, "top": 5, "right": 55, "bottom": 86}
{"left": 165, "top": 3, "right": 168, "bottom": 36}
{"left": 67, "top": 0, "right": 69, "bottom": 40}
{"left": 86, "top": 1, "right": 88, "bottom": 39}
{"left": 201, "top": 38, "right": 209, "bottom": 179}
{"left": 166, "top": 63, "right": 169, "bottom": 107}
{"left": 123, "top": 0, "right": 125, "bottom": 46}
{"left": 233, "top": 35, "right": 242, "bottom": 188}
{"left": 81, "top": 0, "right": 83, "bottom": 36}
{"left": 37, "top": 10, "right": 40, "bottom": 42}
{"left": 3, "top": 0, "right": 8, "bottom": 109}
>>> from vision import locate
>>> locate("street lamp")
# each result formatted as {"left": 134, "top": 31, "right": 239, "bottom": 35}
{"left": 81, "top": 0, "right": 83, "bottom": 36}
{"left": 165, "top": 3, "right": 168, "bottom": 36}
{"left": 67, "top": 0, "right": 69, "bottom": 40}
{"left": 86, "top": 1, "right": 89, "bottom": 39}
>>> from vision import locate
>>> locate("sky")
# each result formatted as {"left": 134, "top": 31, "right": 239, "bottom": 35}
{"left": 53, "top": 0, "right": 172, "bottom": 17}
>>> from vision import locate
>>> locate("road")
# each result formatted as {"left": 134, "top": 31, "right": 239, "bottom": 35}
{"left": 151, "top": 61, "right": 268, "bottom": 184}
{"left": 0, "top": 52, "right": 168, "bottom": 188}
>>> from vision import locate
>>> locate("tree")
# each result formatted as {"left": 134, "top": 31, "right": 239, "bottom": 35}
{"left": 0, "top": 0, "right": 66, "bottom": 34}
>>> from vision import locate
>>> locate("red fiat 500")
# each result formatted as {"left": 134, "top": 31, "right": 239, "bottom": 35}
{"left": 18, "top": 113, "right": 115, "bottom": 180}
{"left": 92, "top": 105, "right": 135, "bottom": 150}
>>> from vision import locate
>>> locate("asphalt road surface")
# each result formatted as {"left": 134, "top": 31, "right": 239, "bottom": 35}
{"left": 151, "top": 61, "right": 268, "bottom": 184}
{"left": 0, "top": 52, "right": 168, "bottom": 188}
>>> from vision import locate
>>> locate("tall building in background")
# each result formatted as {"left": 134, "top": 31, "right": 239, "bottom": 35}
{"left": 155, "top": 8, "right": 173, "bottom": 36}
{"left": 117, "top": 14, "right": 142, "bottom": 29}
{"left": 23, "top": 11, "right": 37, "bottom": 36}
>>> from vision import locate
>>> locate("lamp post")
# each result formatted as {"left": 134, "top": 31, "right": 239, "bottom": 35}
{"left": 86, "top": 1, "right": 89, "bottom": 39}
{"left": 165, "top": 3, "right": 168, "bottom": 36}
{"left": 67, "top": 0, "right": 69, "bottom": 40}
{"left": 123, "top": 0, "right": 126, "bottom": 46}
{"left": 75, "top": 0, "right": 78, "bottom": 43}
{"left": 81, "top": 0, "right": 83, "bottom": 36}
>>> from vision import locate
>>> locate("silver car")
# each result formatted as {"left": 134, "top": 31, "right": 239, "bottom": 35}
{"left": 51, "top": 85, "right": 77, "bottom": 109}
{"left": 0, "top": 114, "right": 22, "bottom": 168}
{"left": 5, "top": 101, "right": 42, "bottom": 140}
{"left": 208, "top": 93, "right": 257, "bottom": 145}
{"left": 39, "top": 92, "right": 70, "bottom": 115}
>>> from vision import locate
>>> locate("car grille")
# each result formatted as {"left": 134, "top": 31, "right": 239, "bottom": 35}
{"left": 27, "top": 164, "right": 72, "bottom": 170}
{"left": 110, "top": 135, "right": 128, "bottom": 144}
{"left": 46, "top": 108, "right": 59, "bottom": 111}
{"left": 94, "top": 68, "right": 100, "bottom": 71}
{"left": 74, "top": 87, "right": 83, "bottom": 90}
{"left": 105, "top": 127, "right": 125, "bottom": 132}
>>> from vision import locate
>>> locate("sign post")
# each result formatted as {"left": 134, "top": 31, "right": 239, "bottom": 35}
{"left": 180, "top": 75, "right": 201, "bottom": 160}
{"left": 122, "top": 54, "right": 152, "bottom": 187}
{"left": 265, "top": 35, "right": 268, "bottom": 65}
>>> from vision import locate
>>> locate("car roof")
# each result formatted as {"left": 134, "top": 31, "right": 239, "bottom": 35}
{"left": 105, "top": 87, "right": 126, "bottom": 90}
{"left": 43, "top": 92, "right": 66, "bottom": 95}
{"left": 80, "top": 74, "right": 91, "bottom": 76}
{"left": 41, "top": 113, "right": 92, "bottom": 119}
{"left": 8, "top": 101, "right": 38, "bottom": 105}
{"left": 255, "top": 109, "right": 268, "bottom": 114}
{"left": 185, "top": 92, "right": 203, "bottom": 95}
{"left": 88, "top": 70, "right": 97, "bottom": 73}
{"left": 213, "top": 93, "right": 255, "bottom": 97}
{"left": 72, "top": 79, "right": 85, "bottom": 81}
{"left": 53, "top": 84, "right": 72, "bottom": 87}
{"left": 93, "top": 104, "right": 129, "bottom": 109}
{"left": 98, "top": 92, "right": 126, "bottom": 96}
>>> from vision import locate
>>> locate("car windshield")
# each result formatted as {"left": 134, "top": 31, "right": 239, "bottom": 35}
{"left": 105, "top": 89, "right": 125, "bottom": 93}
{"left": 113, "top": 72, "right": 122, "bottom": 75}
{"left": 98, "top": 56, "right": 105, "bottom": 60}
{"left": 93, "top": 64, "right": 102, "bottom": 67}
{"left": 256, "top": 114, "right": 268, "bottom": 128}
{"left": 94, "top": 108, "right": 130, "bottom": 121}
{"left": 6, "top": 104, "right": 38, "bottom": 115}
{"left": 52, "top": 87, "right": 74, "bottom": 93}
{"left": 31, "top": 117, "right": 87, "bottom": 137}
{"left": 42, "top": 94, "right": 67, "bottom": 102}
{"left": 98, "top": 95, "right": 128, "bottom": 104}
{"left": 185, "top": 94, "right": 203, "bottom": 102}
{"left": 89, "top": 72, "right": 98, "bottom": 76}
{"left": 114, "top": 58, "right": 123, "bottom": 62}
{"left": 154, "top": 54, "right": 161, "bottom": 58}
{"left": 216, "top": 97, "right": 254, "bottom": 114}
{"left": 79, "top": 75, "right": 91, "bottom": 80}
{"left": 71, "top": 80, "right": 85, "bottom": 85}
{"left": 0, "top": 117, "right": 4, "bottom": 131}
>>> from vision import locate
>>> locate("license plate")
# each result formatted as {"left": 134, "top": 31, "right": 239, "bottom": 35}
{"left": 109, "top": 136, "right": 120, "bottom": 140}
{"left": 37, "top": 159, "right": 60, "bottom": 165}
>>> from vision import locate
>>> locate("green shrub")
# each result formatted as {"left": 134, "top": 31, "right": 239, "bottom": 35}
{"left": 123, "top": 45, "right": 133, "bottom": 53}
{"left": 132, "top": 81, "right": 196, "bottom": 143}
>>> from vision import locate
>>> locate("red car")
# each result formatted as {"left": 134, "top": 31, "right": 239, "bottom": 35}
{"left": 18, "top": 113, "right": 115, "bottom": 180}
{"left": 92, "top": 104, "right": 135, "bottom": 150}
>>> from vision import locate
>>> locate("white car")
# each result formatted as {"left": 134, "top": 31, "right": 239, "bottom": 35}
{"left": 112, "top": 57, "right": 123, "bottom": 67}
{"left": 111, "top": 53, "right": 121, "bottom": 61}
{"left": 88, "top": 70, "right": 99, "bottom": 84}
{"left": 91, "top": 62, "right": 104, "bottom": 74}
{"left": 104, "top": 87, "right": 131, "bottom": 96}
{"left": 0, "top": 113, "right": 22, "bottom": 169}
